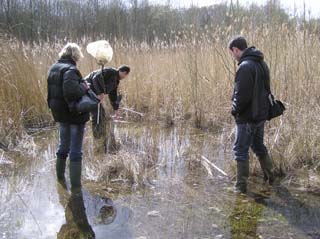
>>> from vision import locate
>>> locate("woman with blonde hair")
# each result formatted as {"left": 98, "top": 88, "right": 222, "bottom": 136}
{"left": 47, "top": 43, "right": 90, "bottom": 190}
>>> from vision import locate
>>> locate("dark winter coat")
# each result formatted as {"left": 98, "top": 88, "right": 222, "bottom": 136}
{"left": 84, "top": 68, "right": 120, "bottom": 110}
{"left": 231, "top": 47, "right": 271, "bottom": 124}
{"left": 47, "top": 57, "right": 90, "bottom": 124}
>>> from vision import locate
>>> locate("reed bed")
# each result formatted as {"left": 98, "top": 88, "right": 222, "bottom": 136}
{"left": 0, "top": 23, "right": 320, "bottom": 173}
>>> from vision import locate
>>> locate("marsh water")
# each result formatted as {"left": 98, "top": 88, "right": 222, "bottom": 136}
{"left": 0, "top": 122, "right": 320, "bottom": 239}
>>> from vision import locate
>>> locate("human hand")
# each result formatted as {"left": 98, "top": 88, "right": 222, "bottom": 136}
{"left": 111, "top": 110, "right": 123, "bottom": 120}
{"left": 81, "top": 81, "right": 91, "bottom": 91}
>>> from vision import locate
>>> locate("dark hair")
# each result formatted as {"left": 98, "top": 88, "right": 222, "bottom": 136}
{"left": 118, "top": 65, "right": 130, "bottom": 74}
{"left": 228, "top": 36, "right": 248, "bottom": 51}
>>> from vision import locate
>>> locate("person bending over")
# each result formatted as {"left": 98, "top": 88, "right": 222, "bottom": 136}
{"left": 84, "top": 65, "right": 130, "bottom": 138}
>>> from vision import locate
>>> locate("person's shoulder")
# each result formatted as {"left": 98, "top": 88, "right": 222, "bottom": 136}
{"left": 68, "top": 65, "right": 78, "bottom": 71}
{"left": 236, "top": 61, "right": 257, "bottom": 81}
{"left": 64, "top": 64, "right": 80, "bottom": 74}
{"left": 64, "top": 65, "right": 82, "bottom": 78}
{"left": 239, "top": 59, "right": 255, "bottom": 68}
{"left": 103, "top": 68, "right": 119, "bottom": 81}
{"left": 49, "top": 61, "right": 65, "bottom": 71}
{"left": 104, "top": 67, "right": 118, "bottom": 74}
{"left": 237, "top": 60, "right": 252, "bottom": 72}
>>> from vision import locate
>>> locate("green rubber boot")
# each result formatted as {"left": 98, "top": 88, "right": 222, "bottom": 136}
{"left": 257, "top": 154, "right": 275, "bottom": 185}
{"left": 56, "top": 157, "right": 67, "bottom": 182}
{"left": 70, "top": 161, "right": 82, "bottom": 190}
{"left": 235, "top": 160, "right": 249, "bottom": 194}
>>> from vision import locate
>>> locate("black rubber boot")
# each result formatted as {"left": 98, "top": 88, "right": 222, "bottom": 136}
{"left": 56, "top": 157, "right": 67, "bottom": 182}
{"left": 235, "top": 160, "right": 249, "bottom": 194}
{"left": 257, "top": 154, "right": 275, "bottom": 185}
{"left": 70, "top": 161, "right": 82, "bottom": 190}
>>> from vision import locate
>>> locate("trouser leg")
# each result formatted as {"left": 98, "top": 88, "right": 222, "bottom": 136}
{"left": 69, "top": 124, "right": 85, "bottom": 189}
{"left": 233, "top": 123, "right": 252, "bottom": 193}
{"left": 56, "top": 123, "right": 70, "bottom": 181}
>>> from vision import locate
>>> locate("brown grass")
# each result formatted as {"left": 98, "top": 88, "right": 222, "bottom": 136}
{"left": 1, "top": 23, "right": 320, "bottom": 173}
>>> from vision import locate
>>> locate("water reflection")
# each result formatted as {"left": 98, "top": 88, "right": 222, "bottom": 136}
{"left": 92, "top": 120, "right": 120, "bottom": 155}
{"left": 56, "top": 179, "right": 133, "bottom": 239}
{"left": 105, "top": 121, "right": 119, "bottom": 154}
{"left": 57, "top": 185, "right": 95, "bottom": 239}
{"left": 84, "top": 189, "right": 133, "bottom": 239}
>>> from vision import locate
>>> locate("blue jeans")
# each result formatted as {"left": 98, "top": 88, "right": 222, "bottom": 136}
{"left": 56, "top": 123, "right": 86, "bottom": 162}
{"left": 233, "top": 121, "right": 269, "bottom": 161}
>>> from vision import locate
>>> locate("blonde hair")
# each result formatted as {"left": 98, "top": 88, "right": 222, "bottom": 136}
{"left": 58, "top": 43, "right": 84, "bottom": 62}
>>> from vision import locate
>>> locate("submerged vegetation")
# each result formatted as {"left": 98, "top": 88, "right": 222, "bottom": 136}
{"left": 0, "top": 1, "right": 320, "bottom": 176}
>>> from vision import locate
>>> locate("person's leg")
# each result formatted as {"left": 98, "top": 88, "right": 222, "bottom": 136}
{"left": 69, "top": 124, "right": 86, "bottom": 189}
{"left": 56, "top": 123, "right": 71, "bottom": 181}
{"left": 250, "top": 121, "right": 275, "bottom": 185}
{"left": 233, "top": 123, "right": 252, "bottom": 193}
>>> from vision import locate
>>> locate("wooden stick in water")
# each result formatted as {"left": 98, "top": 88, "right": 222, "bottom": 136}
{"left": 201, "top": 155, "right": 228, "bottom": 177}
{"left": 121, "top": 107, "right": 145, "bottom": 117}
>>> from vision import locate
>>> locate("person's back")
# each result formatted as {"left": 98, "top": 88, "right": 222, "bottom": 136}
{"left": 47, "top": 43, "right": 90, "bottom": 190}
{"left": 232, "top": 46, "right": 270, "bottom": 124}
{"left": 47, "top": 56, "right": 89, "bottom": 124}
{"left": 85, "top": 67, "right": 119, "bottom": 99}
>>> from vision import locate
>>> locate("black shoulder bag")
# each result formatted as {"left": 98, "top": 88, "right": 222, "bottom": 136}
{"left": 63, "top": 67, "right": 100, "bottom": 113}
{"left": 76, "top": 65, "right": 107, "bottom": 113}
{"left": 75, "top": 86, "right": 100, "bottom": 113}
{"left": 267, "top": 94, "right": 286, "bottom": 121}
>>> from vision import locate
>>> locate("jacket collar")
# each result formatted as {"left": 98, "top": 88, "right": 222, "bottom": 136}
{"left": 58, "top": 56, "right": 76, "bottom": 66}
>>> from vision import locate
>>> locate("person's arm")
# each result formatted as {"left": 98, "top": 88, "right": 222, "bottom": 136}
{"left": 108, "top": 87, "right": 120, "bottom": 111}
{"left": 63, "top": 68, "right": 87, "bottom": 102}
{"left": 231, "top": 64, "right": 254, "bottom": 117}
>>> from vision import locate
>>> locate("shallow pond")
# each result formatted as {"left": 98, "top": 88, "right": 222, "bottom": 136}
{"left": 0, "top": 122, "right": 319, "bottom": 239}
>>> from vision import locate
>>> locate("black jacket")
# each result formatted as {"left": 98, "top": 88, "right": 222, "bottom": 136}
{"left": 84, "top": 68, "right": 120, "bottom": 110}
{"left": 47, "top": 57, "right": 90, "bottom": 124}
{"left": 231, "top": 47, "right": 270, "bottom": 124}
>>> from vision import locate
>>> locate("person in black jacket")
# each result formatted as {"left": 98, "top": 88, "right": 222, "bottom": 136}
{"left": 228, "top": 36, "right": 274, "bottom": 193}
{"left": 47, "top": 43, "right": 90, "bottom": 190}
{"left": 84, "top": 66, "right": 130, "bottom": 138}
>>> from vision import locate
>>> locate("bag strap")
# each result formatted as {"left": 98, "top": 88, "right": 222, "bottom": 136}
{"left": 256, "top": 62, "right": 271, "bottom": 94}
{"left": 256, "top": 61, "right": 276, "bottom": 106}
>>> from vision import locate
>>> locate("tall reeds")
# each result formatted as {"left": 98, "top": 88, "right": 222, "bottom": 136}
{"left": 0, "top": 39, "right": 49, "bottom": 149}
{"left": 0, "top": 22, "right": 319, "bottom": 172}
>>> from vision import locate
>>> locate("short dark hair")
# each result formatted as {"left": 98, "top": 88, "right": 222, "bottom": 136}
{"left": 228, "top": 36, "right": 248, "bottom": 51}
{"left": 118, "top": 65, "right": 130, "bottom": 74}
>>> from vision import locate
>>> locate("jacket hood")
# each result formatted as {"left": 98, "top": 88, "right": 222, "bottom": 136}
{"left": 238, "top": 47, "right": 264, "bottom": 65}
